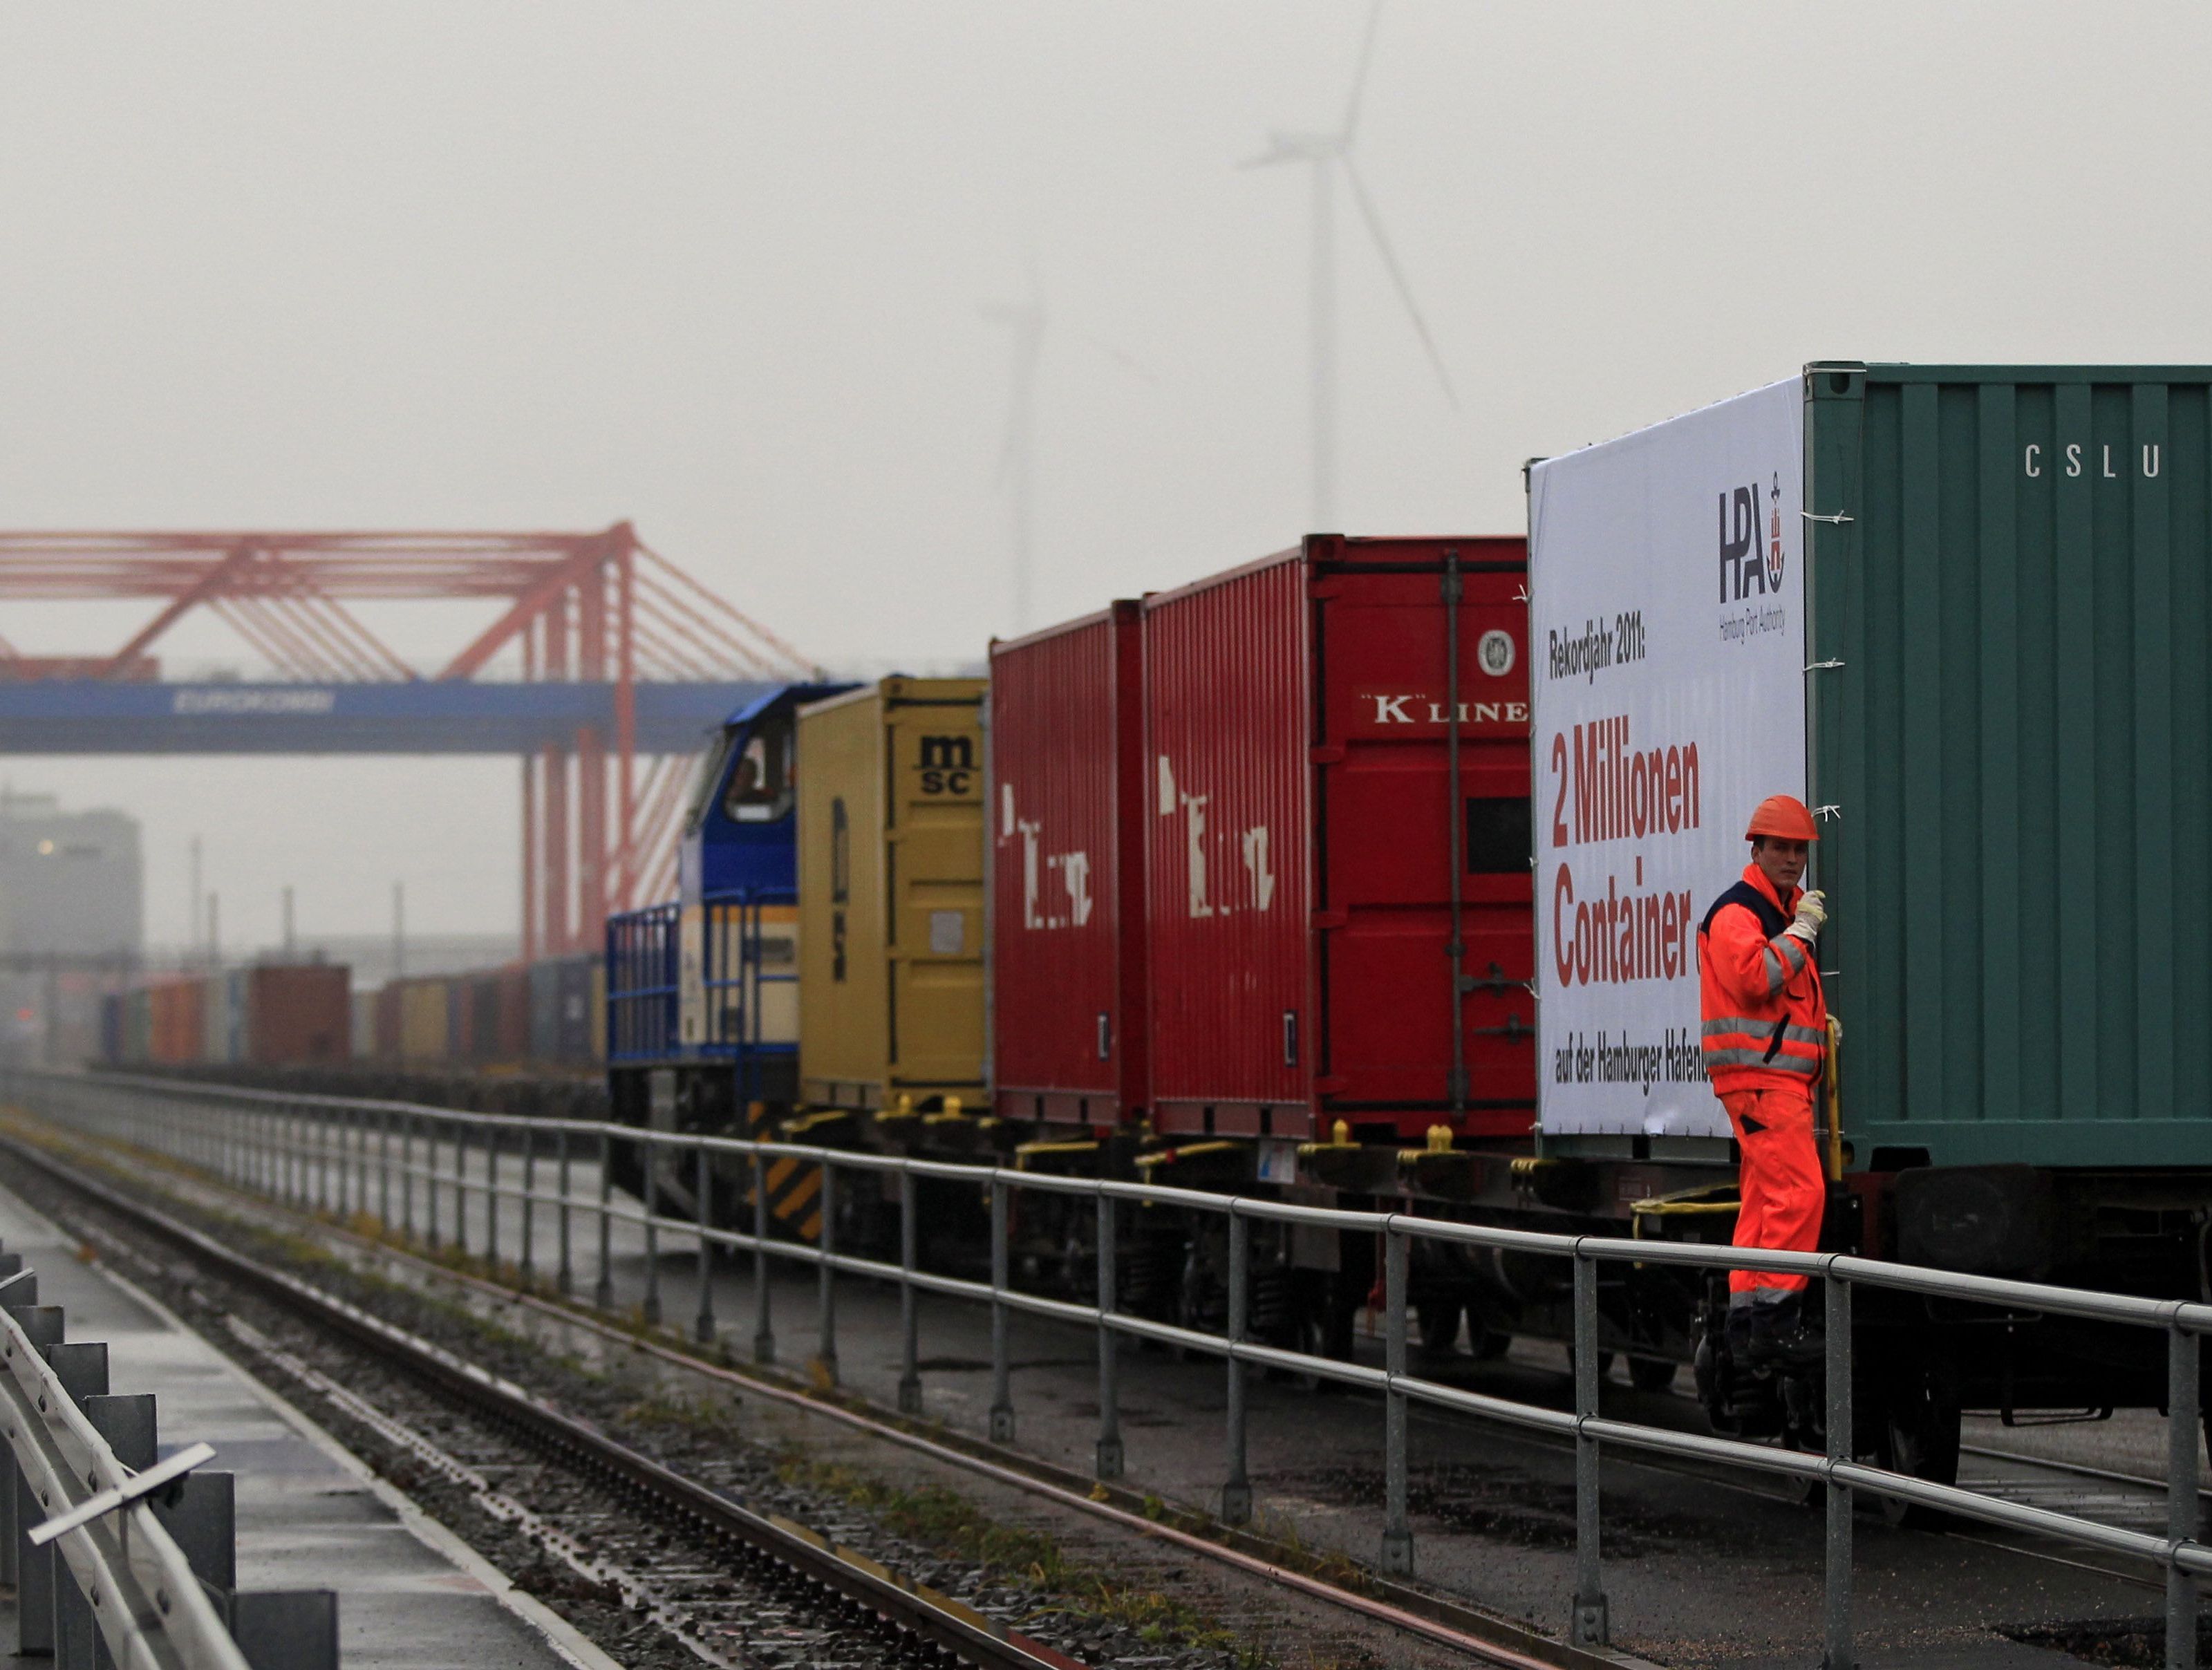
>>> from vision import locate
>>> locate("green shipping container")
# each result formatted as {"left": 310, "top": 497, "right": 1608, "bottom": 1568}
{"left": 1808, "top": 364, "right": 2212, "bottom": 1169}
{"left": 1530, "top": 364, "right": 2212, "bottom": 1171}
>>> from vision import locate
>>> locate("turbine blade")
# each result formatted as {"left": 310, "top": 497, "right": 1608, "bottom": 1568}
{"left": 1073, "top": 328, "right": 1156, "bottom": 386}
{"left": 1342, "top": 156, "right": 1458, "bottom": 410}
{"left": 1340, "top": 0, "right": 1385, "bottom": 144}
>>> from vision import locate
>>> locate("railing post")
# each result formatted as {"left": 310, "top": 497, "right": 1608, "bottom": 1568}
{"left": 694, "top": 1140, "right": 715, "bottom": 1344}
{"left": 521, "top": 1122, "right": 538, "bottom": 1287}
{"left": 814, "top": 1163, "right": 838, "bottom": 1384}
{"left": 1223, "top": 1204, "right": 1253, "bottom": 1526}
{"left": 2169, "top": 1317, "right": 2200, "bottom": 1670}
{"left": 453, "top": 1120, "right": 469, "bottom": 1257}
{"left": 1824, "top": 1267, "right": 1854, "bottom": 1670}
{"left": 643, "top": 1138, "right": 663, "bottom": 1326}
{"left": 424, "top": 1120, "right": 440, "bottom": 1252}
{"left": 402, "top": 1114, "right": 416, "bottom": 1241}
{"left": 594, "top": 1129, "right": 616, "bottom": 1311}
{"left": 557, "top": 1125, "right": 574, "bottom": 1297}
{"left": 1571, "top": 1241, "right": 1609, "bottom": 1646}
{"left": 751, "top": 1148, "right": 774, "bottom": 1365}
{"left": 897, "top": 1168, "right": 922, "bottom": 1414}
{"left": 1382, "top": 1221, "right": 1412, "bottom": 1574}
{"left": 1095, "top": 1190, "right": 1123, "bottom": 1480}
{"left": 485, "top": 1123, "right": 500, "bottom": 1268}
{"left": 378, "top": 1105, "right": 393, "bottom": 1232}
{"left": 988, "top": 1177, "right": 1013, "bottom": 1443}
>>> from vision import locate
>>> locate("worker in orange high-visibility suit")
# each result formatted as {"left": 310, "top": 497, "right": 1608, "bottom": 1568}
{"left": 1698, "top": 794, "right": 1829, "bottom": 1367}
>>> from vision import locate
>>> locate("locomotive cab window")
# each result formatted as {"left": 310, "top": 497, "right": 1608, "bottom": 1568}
{"left": 681, "top": 734, "right": 735, "bottom": 835}
{"left": 1466, "top": 795, "right": 1533, "bottom": 874}
{"left": 726, "top": 713, "right": 795, "bottom": 823}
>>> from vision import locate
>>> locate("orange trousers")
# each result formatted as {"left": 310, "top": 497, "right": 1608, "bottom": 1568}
{"left": 1719, "top": 1087, "right": 1824, "bottom": 1296}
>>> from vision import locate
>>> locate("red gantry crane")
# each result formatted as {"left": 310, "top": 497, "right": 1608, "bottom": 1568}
{"left": 0, "top": 524, "right": 815, "bottom": 955}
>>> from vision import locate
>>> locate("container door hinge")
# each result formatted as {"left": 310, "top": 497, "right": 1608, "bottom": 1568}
{"left": 1801, "top": 509, "right": 1854, "bottom": 525}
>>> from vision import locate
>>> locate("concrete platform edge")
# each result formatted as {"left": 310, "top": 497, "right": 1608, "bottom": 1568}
{"left": 39, "top": 1196, "right": 628, "bottom": 1670}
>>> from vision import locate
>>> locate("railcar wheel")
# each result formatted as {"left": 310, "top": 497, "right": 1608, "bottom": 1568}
{"left": 1873, "top": 1375, "right": 1962, "bottom": 1528}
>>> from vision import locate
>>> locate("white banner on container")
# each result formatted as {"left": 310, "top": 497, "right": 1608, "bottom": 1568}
{"left": 1526, "top": 379, "right": 1806, "bottom": 1138}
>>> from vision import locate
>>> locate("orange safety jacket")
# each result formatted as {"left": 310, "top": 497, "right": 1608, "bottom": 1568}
{"left": 1696, "top": 863, "right": 1827, "bottom": 1098}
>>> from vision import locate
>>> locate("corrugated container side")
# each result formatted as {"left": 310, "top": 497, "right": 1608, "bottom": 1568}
{"left": 148, "top": 977, "right": 207, "bottom": 1064}
{"left": 1809, "top": 364, "right": 2212, "bottom": 1167}
{"left": 798, "top": 678, "right": 987, "bottom": 1109}
{"left": 1144, "top": 535, "right": 1537, "bottom": 1141}
{"left": 798, "top": 688, "right": 888, "bottom": 1102}
{"left": 1145, "top": 552, "right": 1314, "bottom": 1133}
{"left": 447, "top": 979, "right": 474, "bottom": 1062}
{"left": 498, "top": 966, "right": 532, "bottom": 1061}
{"left": 989, "top": 603, "right": 1147, "bottom": 1125}
{"left": 247, "top": 965, "right": 351, "bottom": 1064}
{"left": 398, "top": 978, "right": 450, "bottom": 1063}
{"left": 1313, "top": 541, "right": 1536, "bottom": 1129}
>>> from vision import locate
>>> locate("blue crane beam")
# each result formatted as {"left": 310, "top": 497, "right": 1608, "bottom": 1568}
{"left": 0, "top": 680, "right": 771, "bottom": 755}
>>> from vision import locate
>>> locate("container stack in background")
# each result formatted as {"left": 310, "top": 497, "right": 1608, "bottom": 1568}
{"left": 95, "top": 952, "right": 602, "bottom": 1078}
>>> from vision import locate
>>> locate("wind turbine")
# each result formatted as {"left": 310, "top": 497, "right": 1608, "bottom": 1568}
{"left": 1245, "top": 0, "right": 1456, "bottom": 530}
{"left": 984, "top": 273, "right": 1152, "bottom": 634}
{"left": 982, "top": 277, "right": 1045, "bottom": 634}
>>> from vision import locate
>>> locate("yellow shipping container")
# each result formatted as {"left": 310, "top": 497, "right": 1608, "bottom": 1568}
{"left": 797, "top": 677, "right": 987, "bottom": 1111}
{"left": 399, "top": 978, "right": 451, "bottom": 1064}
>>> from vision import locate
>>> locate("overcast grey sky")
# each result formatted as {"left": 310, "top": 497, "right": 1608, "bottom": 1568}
{"left": 6, "top": 3, "right": 2208, "bottom": 950}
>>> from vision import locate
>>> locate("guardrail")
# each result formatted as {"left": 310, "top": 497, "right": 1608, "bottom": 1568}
{"left": 6, "top": 1067, "right": 2204, "bottom": 1670}
{"left": 0, "top": 1203, "right": 339, "bottom": 1669}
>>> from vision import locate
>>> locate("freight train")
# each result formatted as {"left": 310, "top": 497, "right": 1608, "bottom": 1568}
{"left": 95, "top": 363, "right": 2212, "bottom": 1486}
{"left": 599, "top": 364, "right": 2212, "bottom": 1486}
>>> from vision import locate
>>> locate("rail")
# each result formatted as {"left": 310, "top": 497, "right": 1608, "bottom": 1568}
{"left": 6, "top": 1067, "right": 2205, "bottom": 1670}
{"left": 0, "top": 1193, "right": 339, "bottom": 1669}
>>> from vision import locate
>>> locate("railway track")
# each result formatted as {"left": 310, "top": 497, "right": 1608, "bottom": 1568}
{"left": 1, "top": 1136, "right": 1096, "bottom": 1670}
{"left": 10, "top": 1119, "right": 2183, "bottom": 1665}
{"left": 0, "top": 1129, "right": 1580, "bottom": 1670}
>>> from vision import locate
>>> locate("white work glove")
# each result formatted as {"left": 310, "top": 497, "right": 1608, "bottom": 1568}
{"left": 1783, "top": 889, "right": 1826, "bottom": 946}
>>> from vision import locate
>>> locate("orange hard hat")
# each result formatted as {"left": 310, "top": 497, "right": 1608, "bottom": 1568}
{"left": 1745, "top": 794, "right": 1819, "bottom": 843}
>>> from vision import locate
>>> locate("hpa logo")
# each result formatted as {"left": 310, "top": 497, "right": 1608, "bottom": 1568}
{"left": 1718, "top": 472, "right": 1785, "bottom": 602}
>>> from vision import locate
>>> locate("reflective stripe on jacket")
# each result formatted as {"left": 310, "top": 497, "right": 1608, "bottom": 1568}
{"left": 1696, "top": 863, "right": 1826, "bottom": 1097}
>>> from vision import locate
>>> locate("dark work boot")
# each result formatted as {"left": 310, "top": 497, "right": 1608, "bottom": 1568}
{"left": 1748, "top": 1294, "right": 1824, "bottom": 1367}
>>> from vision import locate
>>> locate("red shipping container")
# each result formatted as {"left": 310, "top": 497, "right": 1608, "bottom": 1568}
{"left": 1143, "top": 535, "right": 1535, "bottom": 1141}
{"left": 247, "top": 965, "right": 351, "bottom": 1064}
{"left": 147, "top": 977, "right": 206, "bottom": 1064}
{"left": 989, "top": 601, "right": 1149, "bottom": 1127}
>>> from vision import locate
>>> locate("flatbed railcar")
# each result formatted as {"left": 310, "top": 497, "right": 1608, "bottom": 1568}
{"left": 602, "top": 364, "right": 2212, "bottom": 1489}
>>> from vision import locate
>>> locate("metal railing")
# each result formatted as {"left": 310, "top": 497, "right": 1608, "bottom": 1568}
{"left": 0, "top": 1209, "right": 339, "bottom": 1669}
{"left": 8, "top": 1067, "right": 2206, "bottom": 1670}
